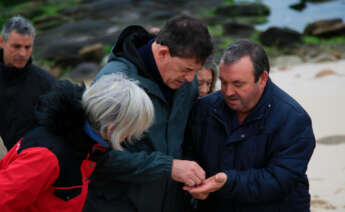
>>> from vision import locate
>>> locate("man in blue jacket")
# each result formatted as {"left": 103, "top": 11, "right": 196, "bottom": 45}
{"left": 183, "top": 40, "right": 316, "bottom": 212}
{"left": 83, "top": 15, "right": 213, "bottom": 212}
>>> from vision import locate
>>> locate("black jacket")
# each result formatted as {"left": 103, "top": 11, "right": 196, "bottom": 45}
{"left": 0, "top": 49, "right": 56, "bottom": 149}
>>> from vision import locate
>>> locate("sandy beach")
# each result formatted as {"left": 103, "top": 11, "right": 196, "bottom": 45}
{"left": 270, "top": 59, "right": 345, "bottom": 212}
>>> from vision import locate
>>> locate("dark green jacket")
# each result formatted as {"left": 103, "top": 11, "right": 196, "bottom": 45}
{"left": 84, "top": 26, "right": 198, "bottom": 212}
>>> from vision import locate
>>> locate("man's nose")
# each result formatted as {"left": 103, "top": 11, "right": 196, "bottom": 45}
{"left": 223, "top": 85, "right": 235, "bottom": 97}
{"left": 18, "top": 47, "right": 27, "bottom": 56}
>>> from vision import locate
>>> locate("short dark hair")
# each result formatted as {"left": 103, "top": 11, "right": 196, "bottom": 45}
{"left": 221, "top": 40, "right": 269, "bottom": 81}
{"left": 1, "top": 16, "right": 35, "bottom": 42}
{"left": 156, "top": 15, "right": 213, "bottom": 64}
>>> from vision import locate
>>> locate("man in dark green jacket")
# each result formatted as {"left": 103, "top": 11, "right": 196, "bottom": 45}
{"left": 83, "top": 15, "right": 213, "bottom": 212}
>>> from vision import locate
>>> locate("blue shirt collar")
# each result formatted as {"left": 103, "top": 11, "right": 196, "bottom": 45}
{"left": 84, "top": 121, "right": 110, "bottom": 148}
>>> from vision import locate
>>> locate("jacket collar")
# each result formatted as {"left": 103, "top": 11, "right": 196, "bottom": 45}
{"left": 212, "top": 78, "right": 274, "bottom": 126}
{"left": 84, "top": 121, "right": 109, "bottom": 148}
{"left": 243, "top": 78, "right": 273, "bottom": 124}
{"left": 0, "top": 48, "right": 33, "bottom": 77}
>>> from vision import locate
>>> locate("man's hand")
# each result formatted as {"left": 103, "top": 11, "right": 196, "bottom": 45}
{"left": 171, "top": 159, "right": 206, "bottom": 187}
{"left": 183, "top": 172, "right": 227, "bottom": 200}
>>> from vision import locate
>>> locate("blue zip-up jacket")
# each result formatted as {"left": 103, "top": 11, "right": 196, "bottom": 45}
{"left": 84, "top": 26, "right": 198, "bottom": 212}
{"left": 184, "top": 78, "right": 315, "bottom": 212}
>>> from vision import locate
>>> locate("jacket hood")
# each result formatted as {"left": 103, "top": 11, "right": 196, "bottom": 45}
{"left": 109, "top": 25, "right": 154, "bottom": 70}
{"left": 35, "top": 80, "right": 93, "bottom": 150}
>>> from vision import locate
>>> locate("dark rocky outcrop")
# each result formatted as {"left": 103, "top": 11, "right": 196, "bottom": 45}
{"left": 69, "top": 62, "right": 100, "bottom": 82}
{"left": 34, "top": 14, "right": 73, "bottom": 31}
{"left": 222, "top": 22, "right": 254, "bottom": 37}
{"left": 259, "top": 27, "right": 302, "bottom": 47}
{"left": 214, "top": 3, "right": 270, "bottom": 17}
{"left": 34, "top": 18, "right": 119, "bottom": 66}
{"left": 304, "top": 18, "right": 345, "bottom": 38}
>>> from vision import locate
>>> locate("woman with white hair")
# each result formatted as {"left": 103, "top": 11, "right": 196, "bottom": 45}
{"left": 0, "top": 73, "right": 154, "bottom": 212}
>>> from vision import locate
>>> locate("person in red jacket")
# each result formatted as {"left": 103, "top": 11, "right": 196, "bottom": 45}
{"left": 0, "top": 73, "right": 154, "bottom": 212}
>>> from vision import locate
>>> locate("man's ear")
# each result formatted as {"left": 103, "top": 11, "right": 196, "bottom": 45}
{"left": 156, "top": 45, "right": 170, "bottom": 60}
{"left": 259, "top": 71, "right": 269, "bottom": 89}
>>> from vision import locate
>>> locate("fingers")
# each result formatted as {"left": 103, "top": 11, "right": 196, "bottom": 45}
{"left": 183, "top": 172, "right": 228, "bottom": 199}
{"left": 186, "top": 171, "right": 202, "bottom": 186}
{"left": 171, "top": 159, "right": 206, "bottom": 186}
{"left": 190, "top": 162, "right": 206, "bottom": 185}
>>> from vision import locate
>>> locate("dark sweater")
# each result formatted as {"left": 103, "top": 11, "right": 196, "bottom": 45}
{"left": 0, "top": 49, "right": 56, "bottom": 149}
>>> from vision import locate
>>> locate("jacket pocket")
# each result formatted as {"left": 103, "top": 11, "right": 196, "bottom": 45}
{"left": 54, "top": 186, "right": 82, "bottom": 201}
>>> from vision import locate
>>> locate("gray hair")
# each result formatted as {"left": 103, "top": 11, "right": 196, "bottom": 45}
{"left": 1, "top": 16, "right": 35, "bottom": 42}
{"left": 221, "top": 39, "right": 270, "bottom": 82}
{"left": 82, "top": 73, "right": 154, "bottom": 150}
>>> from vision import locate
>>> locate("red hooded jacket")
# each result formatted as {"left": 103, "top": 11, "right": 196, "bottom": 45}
{"left": 0, "top": 81, "right": 107, "bottom": 212}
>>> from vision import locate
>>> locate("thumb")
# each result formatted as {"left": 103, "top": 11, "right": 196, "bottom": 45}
{"left": 215, "top": 172, "right": 227, "bottom": 184}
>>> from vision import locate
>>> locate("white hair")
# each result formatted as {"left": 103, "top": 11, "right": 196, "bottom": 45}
{"left": 82, "top": 73, "right": 154, "bottom": 150}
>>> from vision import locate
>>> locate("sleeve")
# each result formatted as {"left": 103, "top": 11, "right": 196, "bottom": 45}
{"left": 90, "top": 60, "right": 173, "bottom": 184}
{"left": 216, "top": 112, "right": 316, "bottom": 203}
{"left": 182, "top": 102, "right": 200, "bottom": 161}
{"left": 91, "top": 149, "right": 173, "bottom": 184}
{"left": 0, "top": 147, "right": 60, "bottom": 210}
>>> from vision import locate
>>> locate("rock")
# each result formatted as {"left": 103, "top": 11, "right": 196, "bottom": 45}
{"left": 259, "top": 27, "right": 302, "bottom": 47}
{"left": 317, "top": 135, "right": 345, "bottom": 144}
{"left": 214, "top": 3, "right": 270, "bottom": 17}
{"left": 222, "top": 22, "right": 254, "bottom": 37}
{"left": 311, "top": 199, "right": 336, "bottom": 210}
{"left": 306, "top": 0, "right": 333, "bottom": 2}
{"left": 309, "top": 53, "right": 338, "bottom": 63}
{"left": 271, "top": 55, "right": 303, "bottom": 68}
{"left": 34, "top": 14, "right": 72, "bottom": 30}
{"left": 48, "top": 66, "right": 63, "bottom": 78}
{"left": 11, "top": 1, "right": 45, "bottom": 19}
{"left": 332, "top": 52, "right": 342, "bottom": 59}
{"left": 304, "top": 18, "right": 345, "bottom": 38}
{"left": 289, "top": 1, "right": 306, "bottom": 11}
{"left": 146, "top": 11, "right": 176, "bottom": 21}
{"left": 60, "top": 0, "right": 133, "bottom": 19}
{"left": 34, "top": 18, "right": 119, "bottom": 66}
{"left": 69, "top": 62, "right": 100, "bottom": 82}
{"left": 314, "top": 69, "right": 337, "bottom": 78}
{"left": 79, "top": 43, "right": 106, "bottom": 62}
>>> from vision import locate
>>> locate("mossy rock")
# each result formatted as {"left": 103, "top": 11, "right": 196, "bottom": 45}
{"left": 34, "top": 14, "right": 72, "bottom": 30}
{"left": 214, "top": 3, "right": 270, "bottom": 17}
